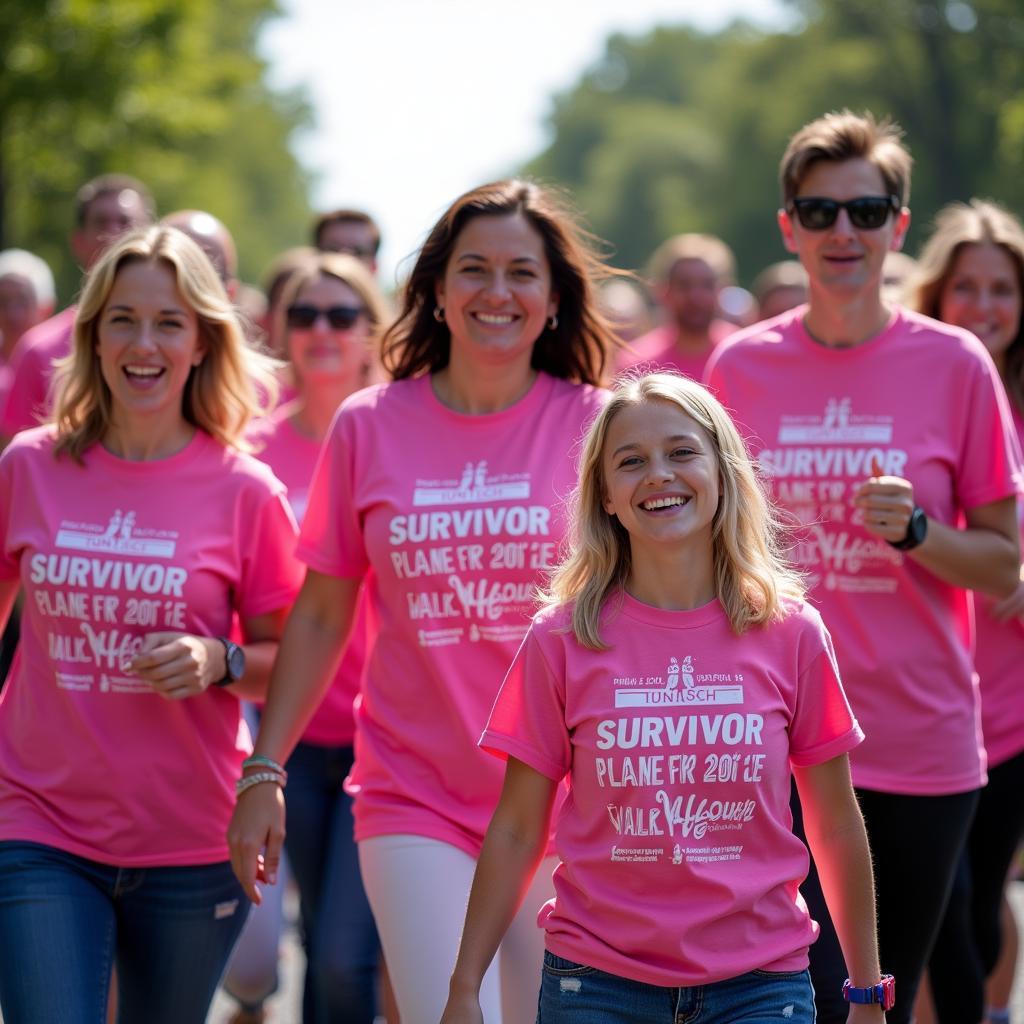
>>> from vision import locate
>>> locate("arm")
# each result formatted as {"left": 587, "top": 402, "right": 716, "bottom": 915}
{"left": 127, "top": 607, "right": 290, "bottom": 702}
{"left": 228, "top": 568, "right": 360, "bottom": 902}
{"left": 441, "top": 757, "right": 559, "bottom": 1024}
{"left": 0, "top": 577, "right": 18, "bottom": 634}
{"left": 793, "top": 755, "right": 885, "bottom": 1023}
{"left": 853, "top": 458, "right": 1018, "bottom": 598}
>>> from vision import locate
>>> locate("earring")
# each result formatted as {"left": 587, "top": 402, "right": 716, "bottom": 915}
{"left": 547, "top": 313, "right": 559, "bottom": 331}
{"left": 433, "top": 306, "right": 445, "bottom": 323}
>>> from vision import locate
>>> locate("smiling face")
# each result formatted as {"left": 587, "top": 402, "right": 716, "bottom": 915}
{"left": 287, "top": 273, "right": 372, "bottom": 393}
{"left": 435, "top": 212, "right": 558, "bottom": 375}
{"left": 778, "top": 157, "right": 909, "bottom": 301}
{"left": 939, "top": 242, "right": 1022, "bottom": 370}
{"left": 601, "top": 398, "right": 720, "bottom": 563}
{"left": 95, "top": 259, "right": 204, "bottom": 438}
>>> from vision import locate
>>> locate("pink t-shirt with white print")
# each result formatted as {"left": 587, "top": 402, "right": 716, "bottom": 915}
{"left": 0, "top": 427, "right": 303, "bottom": 866}
{"left": 297, "top": 372, "right": 607, "bottom": 855}
{"left": 973, "top": 408, "right": 1024, "bottom": 767}
{"left": 706, "top": 306, "right": 1021, "bottom": 794}
{"left": 254, "top": 410, "right": 367, "bottom": 748}
{"left": 483, "top": 595, "right": 862, "bottom": 987}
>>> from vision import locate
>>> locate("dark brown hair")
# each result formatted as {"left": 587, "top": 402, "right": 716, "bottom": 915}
{"left": 381, "top": 179, "right": 619, "bottom": 385}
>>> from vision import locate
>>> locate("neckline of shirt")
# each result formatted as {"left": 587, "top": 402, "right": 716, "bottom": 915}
{"left": 418, "top": 370, "right": 555, "bottom": 424}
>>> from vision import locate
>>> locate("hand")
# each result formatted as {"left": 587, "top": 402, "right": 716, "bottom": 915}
{"left": 852, "top": 456, "right": 916, "bottom": 544}
{"left": 989, "top": 567, "right": 1024, "bottom": 623}
{"left": 227, "top": 780, "right": 286, "bottom": 904}
{"left": 129, "top": 632, "right": 226, "bottom": 700}
{"left": 439, "top": 987, "right": 485, "bottom": 1024}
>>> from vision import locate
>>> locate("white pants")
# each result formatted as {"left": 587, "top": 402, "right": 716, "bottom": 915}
{"left": 359, "top": 834, "right": 556, "bottom": 1024}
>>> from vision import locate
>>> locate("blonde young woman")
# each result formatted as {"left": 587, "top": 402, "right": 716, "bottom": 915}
{"left": 442, "top": 373, "right": 889, "bottom": 1024}
{"left": 0, "top": 226, "right": 302, "bottom": 1024}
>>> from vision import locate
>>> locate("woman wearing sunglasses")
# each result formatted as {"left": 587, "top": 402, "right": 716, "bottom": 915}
{"left": 707, "top": 111, "right": 1021, "bottom": 1024}
{"left": 910, "top": 199, "right": 1024, "bottom": 1024}
{"left": 244, "top": 252, "right": 390, "bottom": 1024}
{"left": 229, "top": 179, "right": 618, "bottom": 1023}
{"left": 0, "top": 227, "right": 302, "bottom": 1024}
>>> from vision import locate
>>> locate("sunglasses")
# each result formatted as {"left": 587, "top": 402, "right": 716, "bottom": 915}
{"left": 787, "top": 195, "right": 900, "bottom": 231}
{"left": 286, "top": 304, "right": 364, "bottom": 329}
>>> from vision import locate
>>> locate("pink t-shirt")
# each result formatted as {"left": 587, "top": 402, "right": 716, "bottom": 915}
{"left": 973, "top": 408, "right": 1024, "bottom": 767}
{"left": 615, "top": 320, "right": 733, "bottom": 382}
{"left": 483, "top": 595, "right": 862, "bottom": 987}
{"left": 254, "top": 410, "right": 367, "bottom": 747}
{"left": 0, "top": 305, "right": 76, "bottom": 437}
{"left": 706, "top": 306, "right": 1021, "bottom": 794}
{"left": 0, "top": 427, "right": 303, "bottom": 866}
{"left": 297, "top": 372, "right": 607, "bottom": 855}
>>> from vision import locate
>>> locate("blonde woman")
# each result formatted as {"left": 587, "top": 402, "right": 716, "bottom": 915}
{"left": 0, "top": 226, "right": 302, "bottom": 1024}
{"left": 442, "top": 373, "right": 889, "bottom": 1024}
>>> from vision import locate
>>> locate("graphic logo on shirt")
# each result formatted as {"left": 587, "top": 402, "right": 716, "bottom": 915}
{"left": 411, "top": 461, "right": 531, "bottom": 506}
{"left": 776, "top": 398, "right": 893, "bottom": 445}
{"left": 55, "top": 510, "right": 178, "bottom": 558}
{"left": 614, "top": 655, "right": 744, "bottom": 707}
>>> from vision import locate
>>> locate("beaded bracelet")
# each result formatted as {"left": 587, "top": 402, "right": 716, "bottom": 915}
{"left": 236, "top": 771, "right": 285, "bottom": 797}
{"left": 241, "top": 754, "right": 287, "bottom": 784}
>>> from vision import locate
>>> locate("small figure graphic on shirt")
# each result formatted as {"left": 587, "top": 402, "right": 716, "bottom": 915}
{"left": 681, "top": 656, "right": 695, "bottom": 689}
{"left": 672, "top": 844, "right": 683, "bottom": 865}
{"left": 119, "top": 511, "right": 135, "bottom": 540}
{"left": 665, "top": 657, "right": 681, "bottom": 692}
{"left": 103, "top": 510, "right": 123, "bottom": 540}
{"left": 458, "top": 462, "right": 475, "bottom": 491}
{"left": 473, "top": 460, "right": 488, "bottom": 489}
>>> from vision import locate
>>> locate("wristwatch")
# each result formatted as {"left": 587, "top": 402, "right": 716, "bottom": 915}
{"left": 889, "top": 506, "right": 927, "bottom": 551}
{"left": 213, "top": 637, "right": 246, "bottom": 688}
{"left": 843, "top": 975, "right": 895, "bottom": 1011}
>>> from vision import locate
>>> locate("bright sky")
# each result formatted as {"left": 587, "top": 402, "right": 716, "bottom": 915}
{"left": 260, "top": 0, "right": 790, "bottom": 287}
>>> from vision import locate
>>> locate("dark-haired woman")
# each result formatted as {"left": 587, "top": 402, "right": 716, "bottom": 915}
{"left": 229, "top": 180, "right": 618, "bottom": 1022}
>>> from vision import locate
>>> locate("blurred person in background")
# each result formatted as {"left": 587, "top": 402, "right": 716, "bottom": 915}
{"left": 597, "top": 277, "right": 650, "bottom": 345}
{"left": 911, "top": 198, "right": 1024, "bottom": 1024}
{"left": 882, "top": 250, "right": 918, "bottom": 306}
{"left": 313, "top": 210, "right": 381, "bottom": 276}
{"left": 0, "top": 174, "right": 155, "bottom": 444}
{"left": 751, "top": 259, "right": 809, "bottom": 322}
{"left": 617, "top": 232, "right": 736, "bottom": 380}
{"left": 707, "top": 110, "right": 1021, "bottom": 1024}
{"left": 0, "top": 249, "right": 55, "bottom": 372}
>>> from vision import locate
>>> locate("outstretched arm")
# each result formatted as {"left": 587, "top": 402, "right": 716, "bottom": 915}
{"left": 441, "top": 757, "right": 559, "bottom": 1024}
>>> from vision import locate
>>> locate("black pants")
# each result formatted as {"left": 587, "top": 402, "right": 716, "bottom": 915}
{"left": 929, "top": 748, "right": 1024, "bottom": 1023}
{"left": 792, "top": 784, "right": 978, "bottom": 1024}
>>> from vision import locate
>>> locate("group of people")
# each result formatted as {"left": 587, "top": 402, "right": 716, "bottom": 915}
{"left": 0, "top": 107, "right": 1020, "bottom": 1024}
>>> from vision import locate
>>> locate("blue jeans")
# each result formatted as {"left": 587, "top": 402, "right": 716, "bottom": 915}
{"left": 285, "top": 741, "right": 380, "bottom": 1024}
{"left": 537, "top": 952, "right": 816, "bottom": 1023}
{"left": 0, "top": 840, "right": 249, "bottom": 1024}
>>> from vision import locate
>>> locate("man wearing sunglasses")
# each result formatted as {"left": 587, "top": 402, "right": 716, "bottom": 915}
{"left": 707, "top": 110, "right": 1020, "bottom": 1024}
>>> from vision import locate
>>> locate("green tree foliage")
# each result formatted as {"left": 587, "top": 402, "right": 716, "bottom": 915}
{"left": 524, "top": 0, "right": 1024, "bottom": 284}
{"left": 0, "top": 0, "right": 312, "bottom": 302}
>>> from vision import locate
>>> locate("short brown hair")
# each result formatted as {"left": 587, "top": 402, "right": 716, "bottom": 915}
{"left": 75, "top": 174, "right": 156, "bottom": 228}
{"left": 647, "top": 234, "right": 736, "bottom": 287}
{"left": 780, "top": 110, "right": 913, "bottom": 206}
{"left": 312, "top": 209, "right": 381, "bottom": 255}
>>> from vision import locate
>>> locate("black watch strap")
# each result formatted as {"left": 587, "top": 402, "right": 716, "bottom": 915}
{"left": 889, "top": 506, "right": 928, "bottom": 551}
{"left": 213, "top": 636, "right": 245, "bottom": 687}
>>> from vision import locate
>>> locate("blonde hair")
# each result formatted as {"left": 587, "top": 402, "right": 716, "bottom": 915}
{"left": 909, "top": 198, "right": 1024, "bottom": 414}
{"left": 545, "top": 373, "right": 803, "bottom": 649}
{"left": 52, "top": 226, "right": 278, "bottom": 461}
{"left": 780, "top": 109, "right": 913, "bottom": 206}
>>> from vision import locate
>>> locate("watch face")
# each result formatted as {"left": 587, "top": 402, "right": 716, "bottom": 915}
{"left": 226, "top": 643, "right": 246, "bottom": 680}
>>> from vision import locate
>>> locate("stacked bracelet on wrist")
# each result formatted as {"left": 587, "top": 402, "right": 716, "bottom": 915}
{"left": 236, "top": 771, "right": 285, "bottom": 797}
{"left": 241, "top": 753, "right": 287, "bottom": 784}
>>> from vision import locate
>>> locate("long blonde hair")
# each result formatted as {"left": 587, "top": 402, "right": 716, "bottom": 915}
{"left": 52, "top": 226, "right": 279, "bottom": 461}
{"left": 545, "top": 373, "right": 803, "bottom": 648}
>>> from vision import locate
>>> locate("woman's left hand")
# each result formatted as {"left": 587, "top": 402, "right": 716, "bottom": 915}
{"left": 852, "top": 456, "right": 916, "bottom": 544}
{"left": 130, "top": 633, "right": 226, "bottom": 700}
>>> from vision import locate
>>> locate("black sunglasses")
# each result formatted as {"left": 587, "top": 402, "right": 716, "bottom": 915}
{"left": 286, "top": 304, "right": 365, "bottom": 329}
{"left": 787, "top": 195, "right": 900, "bottom": 231}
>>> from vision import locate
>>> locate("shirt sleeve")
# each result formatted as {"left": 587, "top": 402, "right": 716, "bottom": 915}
{"left": 296, "top": 407, "right": 369, "bottom": 579}
{"left": 236, "top": 488, "right": 304, "bottom": 619}
{"left": 788, "top": 617, "right": 864, "bottom": 767}
{"left": 0, "top": 446, "right": 19, "bottom": 578}
{"left": 481, "top": 624, "right": 572, "bottom": 781}
{"left": 954, "top": 349, "right": 1023, "bottom": 509}
{"left": 1, "top": 341, "right": 52, "bottom": 437}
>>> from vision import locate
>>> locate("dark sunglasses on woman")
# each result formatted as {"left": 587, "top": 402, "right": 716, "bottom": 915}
{"left": 787, "top": 195, "right": 900, "bottom": 231}
{"left": 286, "top": 304, "right": 365, "bottom": 329}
